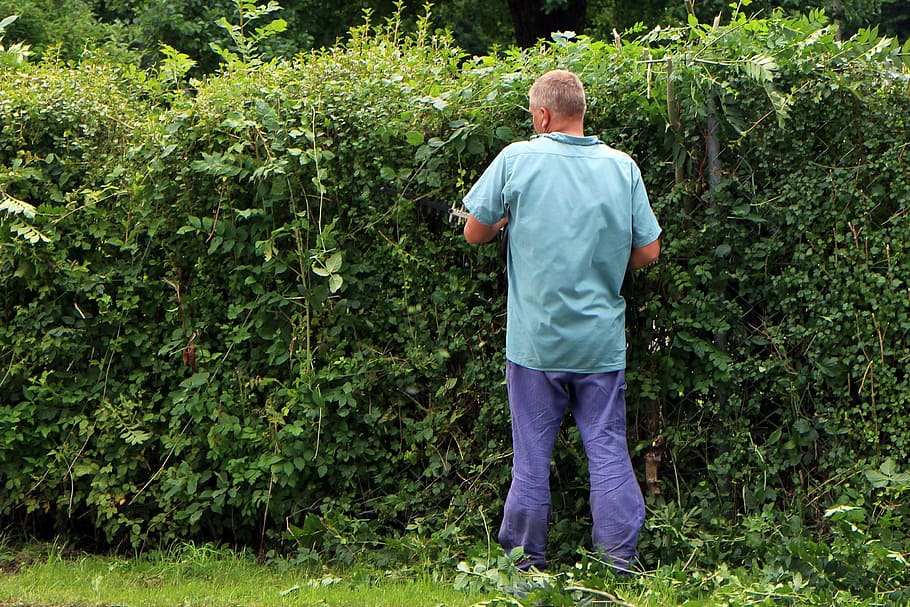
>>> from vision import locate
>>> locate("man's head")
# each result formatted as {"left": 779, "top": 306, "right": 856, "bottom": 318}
{"left": 528, "top": 70, "right": 586, "bottom": 135}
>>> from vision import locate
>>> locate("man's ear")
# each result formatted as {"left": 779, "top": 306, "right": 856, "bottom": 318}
{"left": 538, "top": 106, "right": 551, "bottom": 133}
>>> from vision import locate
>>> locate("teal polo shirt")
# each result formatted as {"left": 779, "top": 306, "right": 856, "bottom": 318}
{"left": 463, "top": 132, "right": 661, "bottom": 373}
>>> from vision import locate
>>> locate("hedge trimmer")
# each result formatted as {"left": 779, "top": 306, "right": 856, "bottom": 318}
{"left": 416, "top": 197, "right": 508, "bottom": 263}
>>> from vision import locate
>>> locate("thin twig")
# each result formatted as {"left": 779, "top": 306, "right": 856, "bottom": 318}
{"left": 129, "top": 419, "right": 192, "bottom": 506}
{"left": 64, "top": 429, "right": 95, "bottom": 515}
{"left": 565, "top": 586, "right": 638, "bottom": 606}
{"left": 0, "top": 351, "right": 14, "bottom": 390}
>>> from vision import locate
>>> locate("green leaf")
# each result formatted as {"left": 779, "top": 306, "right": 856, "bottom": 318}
{"left": 1, "top": 192, "right": 37, "bottom": 219}
{"left": 10, "top": 221, "right": 50, "bottom": 244}
{"left": 325, "top": 251, "right": 342, "bottom": 274}
{"left": 121, "top": 428, "right": 152, "bottom": 446}
{"left": 865, "top": 459, "right": 910, "bottom": 488}
{"left": 865, "top": 469, "right": 891, "bottom": 489}
{"left": 494, "top": 126, "right": 514, "bottom": 141}
{"left": 405, "top": 131, "right": 425, "bottom": 146}
{"left": 0, "top": 15, "right": 18, "bottom": 33}
{"left": 823, "top": 505, "right": 865, "bottom": 522}
{"left": 742, "top": 54, "right": 778, "bottom": 83}
{"left": 181, "top": 372, "right": 210, "bottom": 389}
{"left": 261, "top": 239, "right": 277, "bottom": 262}
{"left": 255, "top": 17, "right": 287, "bottom": 39}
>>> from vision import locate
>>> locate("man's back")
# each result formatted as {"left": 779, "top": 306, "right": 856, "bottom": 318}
{"left": 464, "top": 132, "right": 661, "bottom": 373}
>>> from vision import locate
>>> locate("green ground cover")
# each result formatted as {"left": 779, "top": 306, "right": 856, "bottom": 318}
{"left": 0, "top": 541, "right": 895, "bottom": 607}
{"left": 0, "top": 542, "right": 487, "bottom": 607}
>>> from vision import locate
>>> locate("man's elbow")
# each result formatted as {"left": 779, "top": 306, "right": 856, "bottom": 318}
{"left": 630, "top": 239, "right": 660, "bottom": 270}
{"left": 644, "top": 239, "right": 661, "bottom": 264}
{"left": 463, "top": 216, "right": 498, "bottom": 244}
{"left": 463, "top": 223, "right": 485, "bottom": 244}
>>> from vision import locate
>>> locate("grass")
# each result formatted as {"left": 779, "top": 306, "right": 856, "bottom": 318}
{"left": 0, "top": 540, "right": 897, "bottom": 607}
{"left": 0, "top": 542, "right": 489, "bottom": 607}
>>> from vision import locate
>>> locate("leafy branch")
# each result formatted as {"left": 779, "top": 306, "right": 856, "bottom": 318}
{"left": 0, "top": 14, "right": 31, "bottom": 67}
{"left": 211, "top": 0, "right": 287, "bottom": 69}
{"left": 0, "top": 190, "right": 49, "bottom": 245}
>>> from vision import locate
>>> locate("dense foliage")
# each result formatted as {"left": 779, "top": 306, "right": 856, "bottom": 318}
{"left": 0, "top": 0, "right": 907, "bottom": 67}
{"left": 2, "top": 4, "right": 909, "bottom": 602}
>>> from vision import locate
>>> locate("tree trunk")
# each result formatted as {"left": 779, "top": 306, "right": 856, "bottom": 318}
{"left": 507, "top": 0, "right": 587, "bottom": 47}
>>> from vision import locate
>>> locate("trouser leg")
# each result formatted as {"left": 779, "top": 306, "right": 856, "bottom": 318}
{"left": 499, "top": 361, "right": 569, "bottom": 569}
{"left": 571, "top": 370, "right": 645, "bottom": 569}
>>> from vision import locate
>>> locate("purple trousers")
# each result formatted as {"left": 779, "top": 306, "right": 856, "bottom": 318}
{"left": 499, "top": 361, "right": 645, "bottom": 570}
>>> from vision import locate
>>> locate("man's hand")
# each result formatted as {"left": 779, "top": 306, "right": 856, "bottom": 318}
{"left": 464, "top": 215, "right": 509, "bottom": 245}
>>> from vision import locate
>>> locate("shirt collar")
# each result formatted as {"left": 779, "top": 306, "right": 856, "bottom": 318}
{"left": 532, "top": 132, "right": 603, "bottom": 146}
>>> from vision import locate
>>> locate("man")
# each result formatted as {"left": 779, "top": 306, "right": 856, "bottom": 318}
{"left": 462, "top": 70, "right": 661, "bottom": 571}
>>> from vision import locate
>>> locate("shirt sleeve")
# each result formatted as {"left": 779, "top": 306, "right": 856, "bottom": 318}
{"left": 462, "top": 148, "right": 510, "bottom": 226}
{"left": 630, "top": 164, "right": 662, "bottom": 248}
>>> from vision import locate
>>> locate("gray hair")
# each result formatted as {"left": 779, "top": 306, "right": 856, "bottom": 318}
{"left": 529, "top": 70, "right": 586, "bottom": 119}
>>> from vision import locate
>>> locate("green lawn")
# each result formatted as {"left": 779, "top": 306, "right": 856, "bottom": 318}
{"left": 0, "top": 544, "right": 488, "bottom": 607}
{"left": 0, "top": 542, "right": 893, "bottom": 607}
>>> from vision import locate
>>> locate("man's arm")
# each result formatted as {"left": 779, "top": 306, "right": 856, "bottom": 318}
{"left": 464, "top": 214, "right": 509, "bottom": 245}
{"left": 629, "top": 239, "right": 660, "bottom": 270}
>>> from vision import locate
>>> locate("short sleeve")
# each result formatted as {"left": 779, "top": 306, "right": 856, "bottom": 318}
{"left": 462, "top": 149, "right": 510, "bottom": 226}
{"left": 630, "top": 165, "right": 661, "bottom": 248}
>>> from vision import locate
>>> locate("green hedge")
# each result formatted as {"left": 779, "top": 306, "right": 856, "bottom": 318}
{"left": 1, "top": 10, "right": 908, "bottom": 589}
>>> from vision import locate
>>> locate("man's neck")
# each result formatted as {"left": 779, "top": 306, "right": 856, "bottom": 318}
{"left": 545, "top": 119, "right": 585, "bottom": 137}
